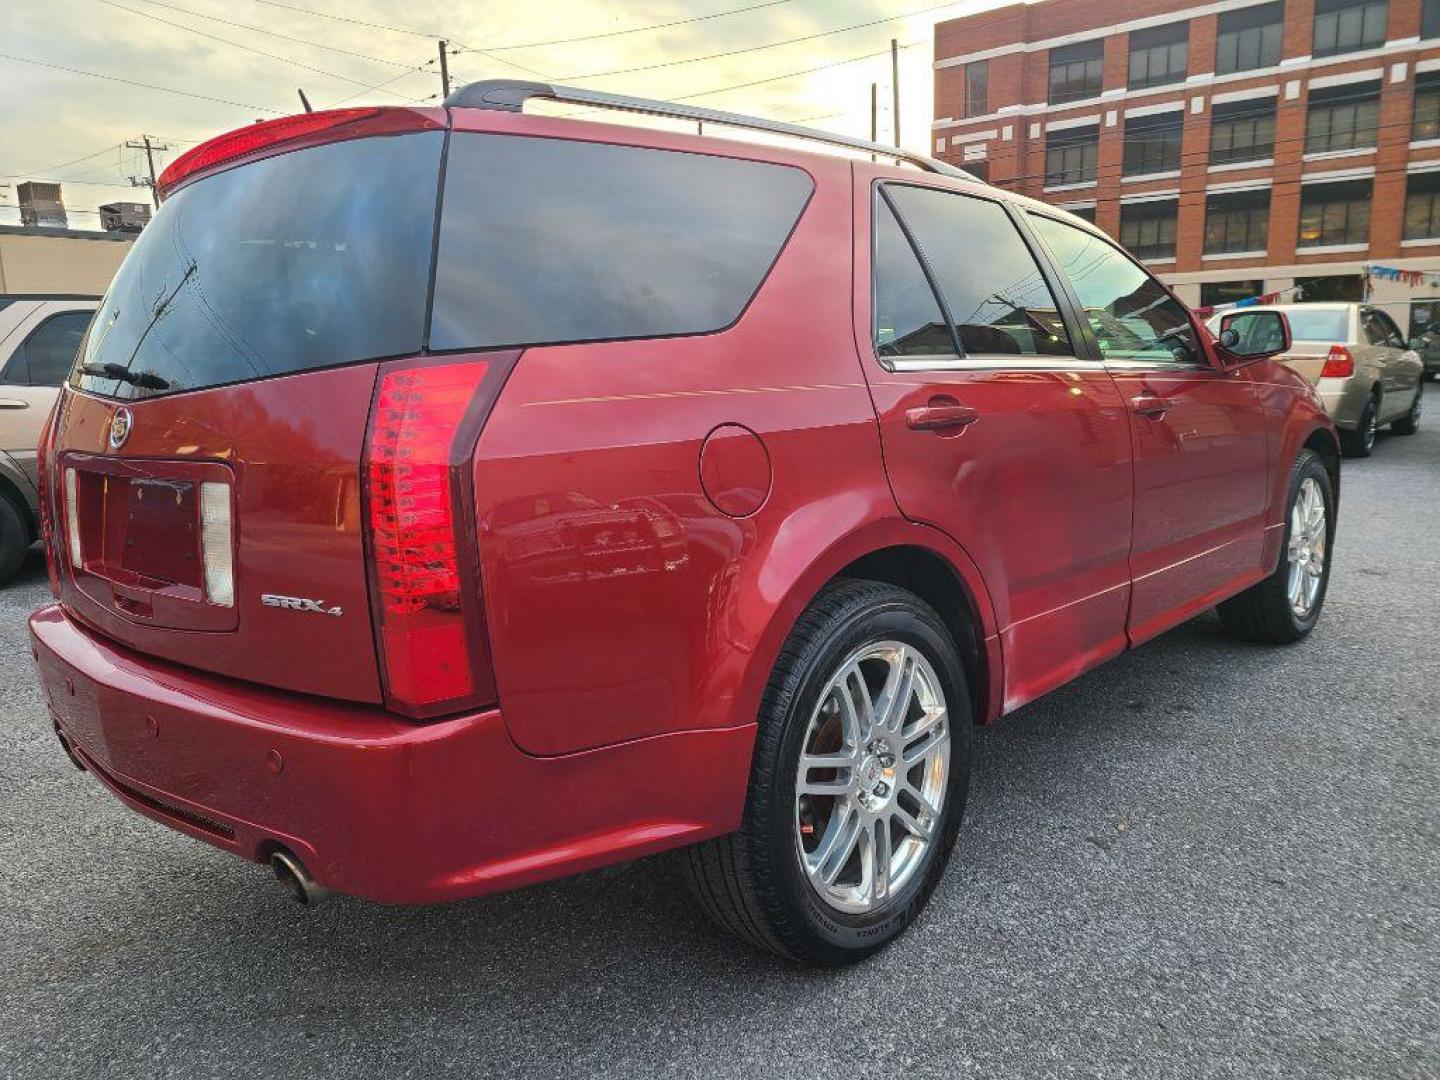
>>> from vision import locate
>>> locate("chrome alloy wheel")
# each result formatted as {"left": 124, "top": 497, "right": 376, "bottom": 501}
{"left": 1287, "top": 476, "right": 1327, "bottom": 618}
{"left": 794, "top": 641, "right": 949, "bottom": 915}
{"left": 1362, "top": 406, "right": 1379, "bottom": 451}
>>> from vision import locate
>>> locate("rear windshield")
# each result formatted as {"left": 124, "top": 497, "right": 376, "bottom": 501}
{"left": 1283, "top": 308, "right": 1349, "bottom": 342}
{"left": 74, "top": 132, "right": 444, "bottom": 400}
{"left": 429, "top": 134, "right": 813, "bottom": 351}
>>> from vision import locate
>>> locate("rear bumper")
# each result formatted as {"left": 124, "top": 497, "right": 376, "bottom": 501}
{"left": 29, "top": 604, "right": 752, "bottom": 904}
{"left": 1315, "top": 377, "right": 1370, "bottom": 430}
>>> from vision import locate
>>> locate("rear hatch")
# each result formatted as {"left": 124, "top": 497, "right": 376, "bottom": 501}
{"left": 46, "top": 111, "right": 446, "bottom": 704}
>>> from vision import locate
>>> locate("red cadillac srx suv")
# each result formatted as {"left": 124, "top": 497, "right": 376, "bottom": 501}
{"left": 29, "top": 82, "right": 1339, "bottom": 965}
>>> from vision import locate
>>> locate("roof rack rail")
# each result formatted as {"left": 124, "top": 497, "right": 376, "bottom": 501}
{"left": 444, "top": 80, "right": 979, "bottom": 183}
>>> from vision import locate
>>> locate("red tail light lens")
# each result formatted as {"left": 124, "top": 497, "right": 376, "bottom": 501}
{"left": 35, "top": 399, "right": 60, "bottom": 597}
{"left": 1322, "top": 345, "right": 1355, "bottom": 379}
{"left": 155, "top": 107, "right": 442, "bottom": 200}
{"left": 365, "top": 360, "right": 497, "bottom": 719}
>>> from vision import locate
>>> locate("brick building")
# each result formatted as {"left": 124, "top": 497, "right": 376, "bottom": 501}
{"left": 932, "top": 0, "right": 1440, "bottom": 333}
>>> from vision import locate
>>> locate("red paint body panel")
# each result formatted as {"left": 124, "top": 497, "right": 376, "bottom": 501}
{"left": 50, "top": 365, "right": 384, "bottom": 702}
{"left": 1108, "top": 364, "right": 1272, "bottom": 645}
{"left": 31, "top": 604, "right": 753, "bottom": 903}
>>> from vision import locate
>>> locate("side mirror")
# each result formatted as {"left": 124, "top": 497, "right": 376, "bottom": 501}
{"left": 1216, "top": 309, "right": 1291, "bottom": 364}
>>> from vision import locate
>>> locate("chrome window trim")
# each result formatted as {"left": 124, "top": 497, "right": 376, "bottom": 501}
{"left": 884, "top": 354, "right": 1101, "bottom": 373}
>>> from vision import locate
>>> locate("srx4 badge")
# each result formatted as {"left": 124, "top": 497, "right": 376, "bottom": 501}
{"left": 261, "top": 594, "right": 343, "bottom": 617}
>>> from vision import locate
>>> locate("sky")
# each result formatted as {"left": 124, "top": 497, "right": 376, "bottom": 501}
{"left": 0, "top": 0, "right": 1008, "bottom": 229}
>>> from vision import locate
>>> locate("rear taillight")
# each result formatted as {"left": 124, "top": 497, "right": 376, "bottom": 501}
{"left": 35, "top": 401, "right": 59, "bottom": 596}
{"left": 199, "top": 481, "right": 235, "bottom": 607}
{"left": 1322, "top": 345, "right": 1355, "bottom": 379}
{"left": 63, "top": 467, "right": 82, "bottom": 570}
{"left": 363, "top": 358, "right": 506, "bottom": 719}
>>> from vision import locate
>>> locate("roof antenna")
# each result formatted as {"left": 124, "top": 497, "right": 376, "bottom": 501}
{"left": 297, "top": 88, "right": 313, "bottom": 114}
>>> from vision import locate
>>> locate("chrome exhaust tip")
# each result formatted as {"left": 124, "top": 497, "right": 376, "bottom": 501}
{"left": 270, "top": 849, "right": 330, "bottom": 907}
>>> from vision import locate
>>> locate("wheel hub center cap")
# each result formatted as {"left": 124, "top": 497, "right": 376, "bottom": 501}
{"left": 855, "top": 744, "right": 896, "bottom": 809}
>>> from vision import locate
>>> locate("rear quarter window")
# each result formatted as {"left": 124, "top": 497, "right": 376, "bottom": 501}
{"left": 429, "top": 134, "right": 813, "bottom": 351}
{"left": 1284, "top": 309, "right": 1350, "bottom": 342}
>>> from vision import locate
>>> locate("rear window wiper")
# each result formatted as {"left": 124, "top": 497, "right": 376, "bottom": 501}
{"left": 79, "top": 362, "right": 171, "bottom": 391}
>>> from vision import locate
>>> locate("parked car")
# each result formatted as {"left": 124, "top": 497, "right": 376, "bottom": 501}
{"left": 29, "top": 86, "right": 1339, "bottom": 965}
{"left": 1206, "top": 303, "right": 1424, "bottom": 457}
{"left": 0, "top": 296, "right": 97, "bottom": 584}
{"left": 1404, "top": 321, "right": 1440, "bottom": 381}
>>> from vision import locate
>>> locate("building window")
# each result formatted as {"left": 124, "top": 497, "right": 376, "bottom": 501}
{"left": 1305, "top": 81, "right": 1381, "bottom": 153}
{"left": 964, "top": 160, "right": 991, "bottom": 183}
{"left": 964, "top": 61, "right": 989, "bottom": 118}
{"left": 1065, "top": 205, "right": 1098, "bottom": 224}
{"left": 1045, "top": 125, "right": 1099, "bottom": 185}
{"left": 1129, "top": 22, "right": 1189, "bottom": 90}
{"left": 1200, "top": 280, "right": 1265, "bottom": 307}
{"left": 1414, "top": 71, "right": 1440, "bottom": 141}
{"left": 1210, "top": 98, "right": 1278, "bottom": 164}
{"left": 1205, "top": 189, "right": 1271, "bottom": 253}
{"left": 1426, "top": 0, "right": 1440, "bottom": 38}
{"left": 1216, "top": 2, "right": 1284, "bottom": 74}
{"left": 1049, "top": 40, "right": 1104, "bottom": 104}
{"left": 1119, "top": 199, "right": 1179, "bottom": 260}
{"left": 1312, "top": 0, "right": 1388, "bottom": 58}
{"left": 1123, "top": 110, "right": 1184, "bottom": 175}
{"left": 1298, "top": 179, "right": 1373, "bottom": 246}
{"left": 1404, "top": 170, "right": 1440, "bottom": 239}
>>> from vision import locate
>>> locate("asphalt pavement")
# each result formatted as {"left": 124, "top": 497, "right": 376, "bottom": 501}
{"left": 1, "top": 423, "right": 1436, "bottom": 1079}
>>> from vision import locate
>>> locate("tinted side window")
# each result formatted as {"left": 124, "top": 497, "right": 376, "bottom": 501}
{"left": 431, "top": 135, "right": 813, "bottom": 351}
{"left": 885, "top": 186, "right": 1074, "bottom": 357}
{"left": 18, "top": 311, "right": 92, "bottom": 386}
{"left": 1376, "top": 310, "right": 1406, "bottom": 347}
{"left": 1028, "top": 214, "right": 1200, "bottom": 366}
{"left": 873, "top": 199, "right": 956, "bottom": 359}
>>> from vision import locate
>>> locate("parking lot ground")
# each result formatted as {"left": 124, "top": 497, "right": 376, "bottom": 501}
{"left": 1, "top": 424, "right": 1437, "bottom": 1080}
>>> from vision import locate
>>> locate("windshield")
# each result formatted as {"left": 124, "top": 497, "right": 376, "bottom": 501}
{"left": 74, "top": 131, "right": 443, "bottom": 400}
{"left": 1280, "top": 308, "right": 1349, "bottom": 343}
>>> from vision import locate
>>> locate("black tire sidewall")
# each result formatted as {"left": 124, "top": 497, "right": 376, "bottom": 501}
{"left": 759, "top": 592, "right": 970, "bottom": 960}
{"left": 1281, "top": 451, "right": 1335, "bottom": 636}
{"left": 0, "top": 495, "right": 28, "bottom": 586}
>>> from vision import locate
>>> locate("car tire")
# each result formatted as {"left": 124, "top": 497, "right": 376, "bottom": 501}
{"left": 681, "top": 579, "right": 971, "bottom": 965}
{"left": 0, "top": 494, "right": 28, "bottom": 587}
{"left": 1336, "top": 394, "right": 1382, "bottom": 457}
{"left": 1340, "top": 396, "right": 1378, "bottom": 458}
{"left": 1392, "top": 383, "right": 1422, "bottom": 436}
{"left": 1217, "top": 449, "right": 1334, "bottom": 644}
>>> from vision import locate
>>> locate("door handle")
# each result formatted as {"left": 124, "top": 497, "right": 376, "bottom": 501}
{"left": 0, "top": 398, "right": 30, "bottom": 410}
{"left": 905, "top": 403, "right": 979, "bottom": 431}
{"left": 1130, "top": 394, "right": 1169, "bottom": 419}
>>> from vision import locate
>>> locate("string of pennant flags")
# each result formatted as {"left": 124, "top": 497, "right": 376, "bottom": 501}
{"left": 1192, "top": 264, "right": 1440, "bottom": 318}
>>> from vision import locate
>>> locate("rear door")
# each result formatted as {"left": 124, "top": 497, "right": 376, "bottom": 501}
{"left": 855, "top": 178, "right": 1134, "bottom": 713}
{"left": 1025, "top": 212, "right": 1270, "bottom": 646}
{"left": 1363, "top": 307, "right": 1424, "bottom": 420}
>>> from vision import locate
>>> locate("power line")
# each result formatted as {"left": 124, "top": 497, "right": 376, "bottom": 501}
{"left": 0, "top": 51, "right": 284, "bottom": 113}
{"left": 483, "top": 0, "right": 795, "bottom": 51}
{"left": 232, "top": 0, "right": 554, "bottom": 80}
{"left": 98, "top": 0, "right": 419, "bottom": 99}
{"left": 559, "top": 0, "right": 972, "bottom": 81}
{"left": 124, "top": 0, "right": 426, "bottom": 69}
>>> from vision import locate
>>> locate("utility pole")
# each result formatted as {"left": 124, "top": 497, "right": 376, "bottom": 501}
{"left": 125, "top": 136, "right": 170, "bottom": 209}
{"left": 870, "top": 82, "right": 878, "bottom": 143}
{"left": 438, "top": 39, "right": 451, "bottom": 98}
{"left": 891, "top": 39, "right": 901, "bottom": 149}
